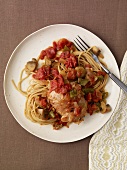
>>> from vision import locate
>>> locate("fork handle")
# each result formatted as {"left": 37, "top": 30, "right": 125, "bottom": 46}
{"left": 100, "top": 63, "right": 127, "bottom": 93}
{"left": 109, "top": 73, "right": 127, "bottom": 93}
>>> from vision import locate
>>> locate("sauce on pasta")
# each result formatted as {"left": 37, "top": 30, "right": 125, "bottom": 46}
{"left": 12, "top": 38, "right": 111, "bottom": 130}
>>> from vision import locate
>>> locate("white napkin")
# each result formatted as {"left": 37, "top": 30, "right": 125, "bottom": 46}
{"left": 89, "top": 51, "right": 127, "bottom": 170}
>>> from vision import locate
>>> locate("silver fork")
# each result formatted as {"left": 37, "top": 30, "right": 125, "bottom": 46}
{"left": 74, "top": 36, "right": 127, "bottom": 93}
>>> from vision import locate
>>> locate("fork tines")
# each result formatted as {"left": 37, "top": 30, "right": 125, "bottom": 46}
{"left": 74, "top": 36, "right": 90, "bottom": 51}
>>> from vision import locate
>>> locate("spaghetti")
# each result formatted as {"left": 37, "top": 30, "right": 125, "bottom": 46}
{"left": 12, "top": 38, "right": 111, "bottom": 130}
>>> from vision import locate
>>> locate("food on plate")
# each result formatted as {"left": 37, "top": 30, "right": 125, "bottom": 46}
{"left": 12, "top": 38, "right": 111, "bottom": 130}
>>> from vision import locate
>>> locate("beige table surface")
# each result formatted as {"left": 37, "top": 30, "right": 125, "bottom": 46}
{"left": 0, "top": 1, "right": 127, "bottom": 170}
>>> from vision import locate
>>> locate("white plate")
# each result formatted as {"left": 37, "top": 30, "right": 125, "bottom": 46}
{"left": 4, "top": 24, "right": 120, "bottom": 143}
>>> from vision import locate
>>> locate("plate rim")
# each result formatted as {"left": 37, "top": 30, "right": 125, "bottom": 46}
{"left": 3, "top": 24, "right": 120, "bottom": 143}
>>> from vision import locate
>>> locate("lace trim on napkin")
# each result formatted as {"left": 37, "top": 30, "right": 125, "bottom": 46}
{"left": 89, "top": 51, "right": 127, "bottom": 170}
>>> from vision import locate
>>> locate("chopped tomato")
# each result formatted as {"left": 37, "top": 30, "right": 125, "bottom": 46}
{"left": 53, "top": 41, "right": 57, "bottom": 50}
{"left": 85, "top": 64, "right": 92, "bottom": 68}
{"left": 56, "top": 74, "right": 64, "bottom": 86}
{"left": 39, "top": 47, "right": 56, "bottom": 60}
{"left": 51, "top": 68, "right": 59, "bottom": 77}
{"left": 58, "top": 86, "right": 68, "bottom": 94}
{"left": 66, "top": 41, "right": 73, "bottom": 47}
{"left": 54, "top": 113, "right": 61, "bottom": 119}
{"left": 57, "top": 38, "right": 69, "bottom": 50}
{"left": 97, "top": 71, "right": 106, "bottom": 76}
{"left": 91, "top": 104, "right": 98, "bottom": 110}
{"left": 89, "top": 76, "right": 95, "bottom": 84}
{"left": 86, "top": 69, "right": 95, "bottom": 84}
{"left": 65, "top": 83, "right": 72, "bottom": 90}
{"left": 33, "top": 66, "right": 50, "bottom": 80}
{"left": 87, "top": 104, "right": 98, "bottom": 115}
{"left": 59, "top": 51, "right": 70, "bottom": 59}
{"left": 65, "top": 55, "right": 77, "bottom": 68}
{"left": 92, "top": 90, "right": 102, "bottom": 102}
{"left": 74, "top": 106, "right": 82, "bottom": 116}
{"left": 50, "top": 73, "right": 72, "bottom": 94}
{"left": 39, "top": 50, "right": 46, "bottom": 59}
{"left": 86, "top": 93, "right": 92, "bottom": 102}
{"left": 62, "top": 83, "right": 72, "bottom": 92}
{"left": 50, "top": 82, "right": 72, "bottom": 94}
{"left": 56, "top": 79, "right": 72, "bottom": 94}
{"left": 50, "top": 79, "right": 58, "bottom": 91}
{"left": 40, "top": 98, "right": 47, "bottom": 107}
{"left": 50, "top": 75, "right": 63, "bottom": 93}
{"left": 67, "top": 69, "right": 77, "bottom": 80}
{"left": 87, "top": 104, "right": 93, "bottom": 115}
{"left": 46, "top": 47, "right": 56, "bottom": 59}
{"left": 70, "top": 44, "right": 76, "bottom": 51}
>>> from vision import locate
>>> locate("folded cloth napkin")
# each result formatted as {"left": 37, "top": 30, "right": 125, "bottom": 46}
{"left": 89, "top": 51, "right": 127, "bottom": 170}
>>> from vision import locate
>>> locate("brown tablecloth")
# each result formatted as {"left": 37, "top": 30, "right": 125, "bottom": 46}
{"left": 0, "top": 1, "right": 127, "bottom": 170}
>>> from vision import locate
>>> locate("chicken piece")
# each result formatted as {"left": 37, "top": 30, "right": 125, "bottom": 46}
{"left": 48, "top": 91, "right": 87, "bottom": 123}
{"left": 48, "top": 91, "right": 68, "bottom": 116}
